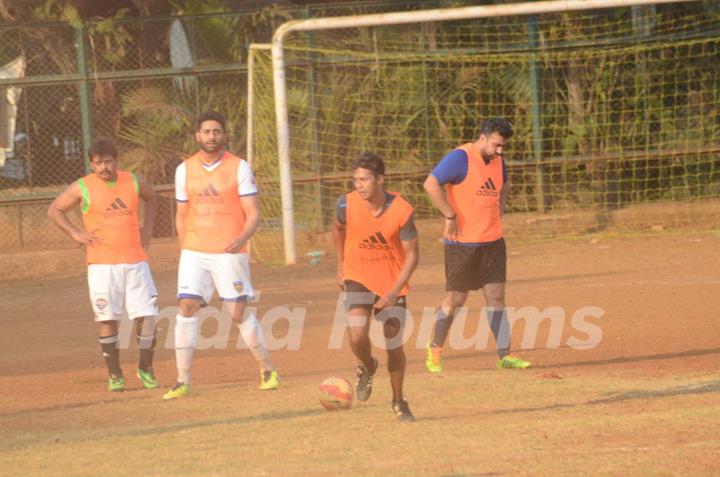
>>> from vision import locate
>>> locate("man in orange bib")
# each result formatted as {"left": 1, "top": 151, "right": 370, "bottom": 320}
{"left": 48, "top": 138, "right": 160, "bottom": 392}
{"left": 332, "top": 152, "right": 419, "bottom": 421}
{"left": 163, "top": 111, "right": 278, "bottom": 400}
{"left": 423, "top": 118, "right": 531, "bottom": 373}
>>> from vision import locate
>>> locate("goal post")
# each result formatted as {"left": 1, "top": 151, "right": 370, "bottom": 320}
{"left": 249, "top": 0, "right": 715, "bottom": 265}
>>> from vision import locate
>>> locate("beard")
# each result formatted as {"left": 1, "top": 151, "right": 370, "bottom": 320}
{"left": 200, "top": 141, "right": 222, "bottom": 154}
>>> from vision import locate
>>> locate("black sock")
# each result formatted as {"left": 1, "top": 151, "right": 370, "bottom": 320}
{"left": 432, "top": 309, "right": 454, "bottom": 348}
{"left": 487, "top": 309, "right": 510, "bottom": 358}
{"left": 99, "top": 334, "right": 122, "bottom": 376}
{"left": 137, "top": 334, "right": 156, "bottom": 371}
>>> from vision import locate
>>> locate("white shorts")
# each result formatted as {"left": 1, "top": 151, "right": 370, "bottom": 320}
{"left": 88, "top": 261, "right": 159, "bottom": 322}
{"left": 177, "top": 249, "right": 254, "bottom": 303}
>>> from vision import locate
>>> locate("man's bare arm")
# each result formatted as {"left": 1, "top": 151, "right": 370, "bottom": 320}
{"left": 137, "top": 177, "right": 157, "bottom": 248}
{"left": 332, "top": 219, "right": 347, "bottom": 290}
{"left": 47, "top": 182, "right": 98, "bottom": 246}
{"left": 424, "top": 174, "right": 459, "bottom": 241}
{"left": 225, "top": 194, "right": 260, "bottom": 253}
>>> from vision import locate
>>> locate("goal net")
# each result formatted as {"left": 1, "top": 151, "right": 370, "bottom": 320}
{"left": 249, "top": 3, "right": 720, "bottom": 264}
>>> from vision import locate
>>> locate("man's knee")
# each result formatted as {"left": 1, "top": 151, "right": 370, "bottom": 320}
{"left": 226, "top": 302, "right": 248, "bottom": 323}
{"left": 347, "top": 321, "right": 369, "bottom": 346}
{"left": 348, "top": 330, "right": 368, "bottom": 348}
{"left": 382, "top": 318, "right": 402, "bottom": 339}
{"left": 98, "top": 320, "right": 119, "bottom": 335}
{"left": 483, "top": 284, "right": 506, "bottom": 306}
{"left": 179, "top": 299, "right": 201, "bottom": 317}
{"left": 444, "top": 291, "right": 468, "bottom": 312}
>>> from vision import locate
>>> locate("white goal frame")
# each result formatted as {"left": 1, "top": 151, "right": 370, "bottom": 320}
{"left": 263, "top": 0, "right": 696, "bottom": 264}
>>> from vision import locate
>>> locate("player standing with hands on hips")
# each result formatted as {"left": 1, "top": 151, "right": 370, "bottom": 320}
{"left": 48, "top": 138, "right": 160, "bottom": 392}
{"left": 423, "top": 118, "right": 531, "bottom": 373}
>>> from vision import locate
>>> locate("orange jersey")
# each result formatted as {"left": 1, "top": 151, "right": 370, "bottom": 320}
{"left": 183, "top": 151, "right": 249, "bottom": 253}
{"left": 79, "top": 171, "right": 147, "bottom": 265}
{"left": 446, "top": 143, "right": 504, "bottom": 243}
{"left": 342, "top": 191, "right": 414, "bottom": 297}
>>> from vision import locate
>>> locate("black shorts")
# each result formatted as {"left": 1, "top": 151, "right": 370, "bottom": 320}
{"left": 343, "top": 280, "right": 407, "bottom": 322}
{"left": 445, "top": 238, "right": 506, "bottom": 292}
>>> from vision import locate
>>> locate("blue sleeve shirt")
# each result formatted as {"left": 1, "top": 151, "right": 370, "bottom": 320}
{"left": 430, "top": 149, "right": 508, "bottom": 185}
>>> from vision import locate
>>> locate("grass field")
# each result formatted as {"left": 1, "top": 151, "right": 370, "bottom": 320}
{"left": 1, "top": 229, "right": 719, "bottom": 476}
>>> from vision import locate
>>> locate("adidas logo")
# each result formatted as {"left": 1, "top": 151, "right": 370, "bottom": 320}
{"left": 476, "top": 177, "right": 499, "bottom": 197}
{"left": 198, "top": 184, "right": 220, "bottom": 196}
{"left": 106, "top": 197, "right": 128, "bottom": 211}
{"left": 196, "top": 183, "right": 223, "bottom": 204}
{"left": 359, "top": 231, "right": 392, "bottom": 250}
{"left": 103, "top": 197, "right": 131, "bottom": 217}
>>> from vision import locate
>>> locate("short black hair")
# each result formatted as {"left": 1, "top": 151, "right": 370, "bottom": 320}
{"left": 479, "top": 118, "right": 513, "bottom": 140}
{"left": 88, "top": 138, "right": 117, "bottom": 159}
{"left": 196, "top": 111, "right": 226, "bottom": 132}
{"left": 351, "top": 152, "right": 385, "bottom": 177}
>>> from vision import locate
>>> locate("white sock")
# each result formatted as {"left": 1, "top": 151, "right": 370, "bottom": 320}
{"left": 175, "top": 315, "right": 198, "bottom": 385}
{"left": 238, "top": 313, "right": 274, "bottom": 372}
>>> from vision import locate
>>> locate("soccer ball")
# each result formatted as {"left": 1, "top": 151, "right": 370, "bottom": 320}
{"left": 318, "top": 376, "right": 353, "bottom": 411}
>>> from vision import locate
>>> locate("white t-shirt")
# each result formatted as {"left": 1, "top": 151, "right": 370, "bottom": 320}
{"left": 175, "top": 152, "right": 258, "bottom": 202}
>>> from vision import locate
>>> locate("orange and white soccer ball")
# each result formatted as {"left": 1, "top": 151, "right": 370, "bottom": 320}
{"left": 318, "top": 376, "right": 354, "bottom": 411}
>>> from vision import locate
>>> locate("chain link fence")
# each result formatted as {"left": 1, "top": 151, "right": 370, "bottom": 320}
{"left": 0, "top": 1, "right": 448, "bottom": 253}
{"left": 248, "top": 3, "right": 720, "bottom": 263}
{"left": 1, "top": 1, "right": 718, "bottom": 259}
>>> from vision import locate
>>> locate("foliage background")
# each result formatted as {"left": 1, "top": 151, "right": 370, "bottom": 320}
{"left": 0, "top": 0, "right": 718, "bottom": 259}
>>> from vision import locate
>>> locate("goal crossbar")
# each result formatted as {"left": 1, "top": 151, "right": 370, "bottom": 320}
{"left": 269, "top": 0, "right": 699, "bottom": 264}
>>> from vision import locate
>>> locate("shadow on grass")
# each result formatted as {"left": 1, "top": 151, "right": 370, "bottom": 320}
{"left": 0, "top": 392, "right": 153, "bottom": 420}
{"left": 437, "top": 473, "right": 504, "bottom": 477}
{"left": 423, "top": 346, "right": 720, "bottom": 370}
{"left": 424, "top": 379, "right": 720, "bottom": 421}
{"left": 541, "top": 347, "right": 720, "bottom": 369}
{"left": 121, "top": 407, "right": 327, "bottom": 438}
{"left": 199, "top": 365, "right": 363, "bottom": 394}
{"left": 1, "top": 406, "right": 328, "bottom": 452}
{"left": 497, "top": 377, "right": 720, "bottom": 413}
{"left": 1, "top": 365, "right": 358, "bottom": 422}
{"left": 587, "top": 379, "right": 720, "bottom": 405}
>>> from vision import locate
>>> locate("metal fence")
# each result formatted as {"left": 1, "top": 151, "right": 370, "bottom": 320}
{"left": 1, "top": 1, "right": 718, "bottom": 257}
{"left": 0, "top": 1, "right": 451, "bottom": 252}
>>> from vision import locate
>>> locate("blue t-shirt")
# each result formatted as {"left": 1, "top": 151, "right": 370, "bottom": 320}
{"left": 431, "top": 149, "right": 508, "bottom": 186}
{"left": 431, "top": 148, "right": 508, "bottom": 248}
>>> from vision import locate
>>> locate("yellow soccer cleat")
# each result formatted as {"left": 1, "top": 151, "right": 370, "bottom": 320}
{"left": 259, "top": 370, "right": 279, "bottom": 390}
{"left": 425, "top": 341, "right": 444, "bottom": 374}
{"left": 496, "top": 354, "right": 532, "bottom": 370}
{"left": 163, "top": 382, "right": 190, "bottom": 400}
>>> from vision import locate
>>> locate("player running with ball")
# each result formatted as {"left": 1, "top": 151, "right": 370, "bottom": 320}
{"left": 333, "top": 152, "right": 419, "bottom": 421}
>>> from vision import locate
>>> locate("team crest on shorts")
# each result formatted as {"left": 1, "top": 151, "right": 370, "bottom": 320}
{"left": 95, "top": 298, "right": 108, "bottom": 310}
{"left": 233, "top": 280, "right": 244, "bottom": 293}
